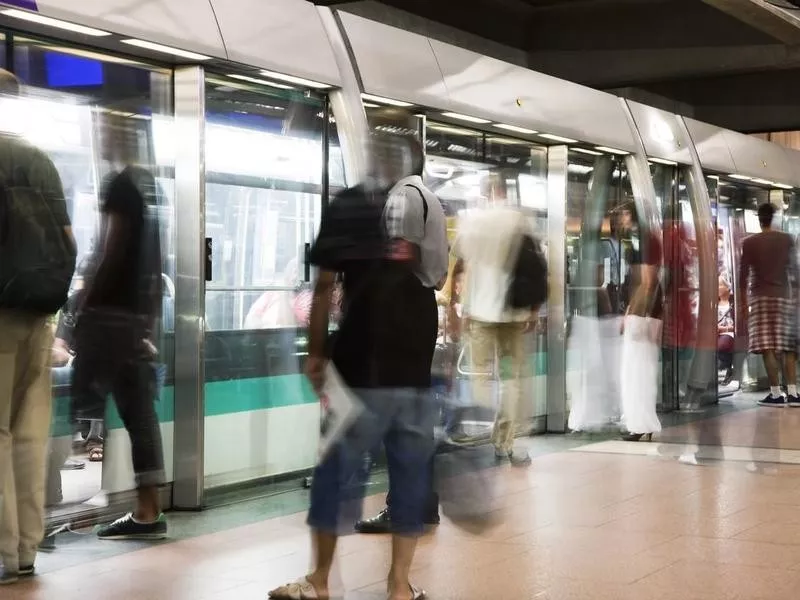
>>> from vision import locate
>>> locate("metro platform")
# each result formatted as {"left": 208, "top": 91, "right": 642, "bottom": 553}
{"left": 10, "top": 405, "right": 800, "bottom": 600}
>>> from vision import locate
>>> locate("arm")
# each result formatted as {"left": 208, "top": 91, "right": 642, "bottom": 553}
{"left": 738, "top": 242, "right": 750, "bottom": 326}
{"left": 305, "top": 270, "right": 336, "bottom": 394}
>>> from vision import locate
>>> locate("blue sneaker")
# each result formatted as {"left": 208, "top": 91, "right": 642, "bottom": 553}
{"left": 96, "top": 513, "right": 167, "bottom": 540}
{"left": 758, "top": 394, "right": 786, "bottom": 407}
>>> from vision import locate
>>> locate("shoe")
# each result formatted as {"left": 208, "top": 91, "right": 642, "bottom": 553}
{"left": 96, "top": 513, "right": 167, "bottom": 540}
{"left": 19, "top": 565, "right": 34, "bottom": 578}
{"left": 355, "top": 508, "right": 391, "bottom": 534}
{"left": 758, "top": 394, "right": 786, "bottom": 407}
{"left": 788, "top": 395, "right": 800, "bottom": 407}
{"left": 0, "top": 568, "right": 18, "bottom": 585}
{"left": 60, "top": 458, "right": 86, "bottom": 471}
{"left": 509, "top": 450, "right": 532, "bottom": 467}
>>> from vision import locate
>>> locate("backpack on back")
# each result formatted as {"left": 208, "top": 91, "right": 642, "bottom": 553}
{"left": 0, "top": 142, "right": 76, "bottom": 314}
{"left": 507, "top": 231, "right": 548, "bottom": 311}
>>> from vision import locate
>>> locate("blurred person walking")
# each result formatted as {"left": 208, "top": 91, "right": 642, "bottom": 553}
{"left": 269, "top": 134, "right": 446, "bottom": 600}
{"left": 739, "top": 202, "right": 799, "bottom": 407}
{"left": 451, "top": 205, "right": 546, "bottom": 466}
{"left": 72, "top": 115, "right": 165, "bottom": 540}
{"left": 0, "top": 69, "right": 77, "bottom": 583}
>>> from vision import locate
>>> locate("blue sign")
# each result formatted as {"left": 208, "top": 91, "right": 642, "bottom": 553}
{"left": 1, "top": 1, "right": 39, "bottom": 10}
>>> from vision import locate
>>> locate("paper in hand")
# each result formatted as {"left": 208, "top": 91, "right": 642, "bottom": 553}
{"left": 317, "top": 364, "right": 364, "bottom": 462}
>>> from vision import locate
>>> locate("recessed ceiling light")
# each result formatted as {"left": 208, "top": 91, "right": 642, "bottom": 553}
{"left": 572, "top": 148, "right": 602, "bottom": 156}
{"left": 649, "top": 157, "right": 678, "bottom": 166}
{"left": 361, "top": 94, "right": 413, "bottom": 107}
{"left": 1, "top": 9, "right": 111, "bottom": 36}
{"left": 774, "top": 183, "right": 794, "bottom": 190}
{"left": 441, "top": 112, "right": 491, "bottom": 124}
{"left": 596, "top": 146, "right": 629, "bottom": 155}
{"left": 427, "top": 124, "right": 474, "bottom": 135}
{"left": 121, "top": 39, "right": 211, "bottom": 61}
{"left": 362, "top": 102, "right": 380, "bottom": 108}
{"left": 540, "top": 133, "right": 578, "bottom": 143}
{"left": 259, "top": 70, "right": 330, "bottom": 89}
{"left": 227, "top": 74, "right": 293, "bottom": 90}
{"left": 494, "top": 123, "right": 538, "bottom": 135}
{"left": 751, "top": 178, "right": 774, "bottom": 186}
{"left": 729, "top": 174, "right": 752, "bottom": 181}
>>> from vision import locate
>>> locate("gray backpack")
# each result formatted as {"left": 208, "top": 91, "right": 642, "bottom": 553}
{"left": 0, "top": 140, "right": 76, "bottom": 314}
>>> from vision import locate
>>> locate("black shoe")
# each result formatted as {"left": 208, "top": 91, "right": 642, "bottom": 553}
{"left": 758, "top": 394, "right": 786, "bottom": 407}
{"left": 424, "top": 512, "right": 440, "bottom": 526}
{"left": 355, "top": 509, "right": 391, "bottom": 534}
{"left": 96, "top": 513, "right": 167, "bottom": 540}
{"left": 789, "top": 395, "right": 800, "bottom": 407}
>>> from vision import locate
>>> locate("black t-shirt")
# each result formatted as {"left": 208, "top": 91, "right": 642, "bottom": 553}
{"left": 84, "top": 167, "right": 161, "bottom": 319}
{"left": 309, "top": 184, "right": 437, "bottom": 389}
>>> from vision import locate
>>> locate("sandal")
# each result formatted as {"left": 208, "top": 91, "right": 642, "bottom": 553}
{"left": 389, "top": 584, "right": 426, "bottom": 600}
{"left": 269, "top": 577, "right": 325, "bottom": 600}
{"left": 86, "top": 443, "right": 104, "bottom": 462}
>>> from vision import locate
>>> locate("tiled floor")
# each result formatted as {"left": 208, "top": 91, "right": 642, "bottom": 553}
{"left": 11, "top": 404, "right": 800, "bottom": 600}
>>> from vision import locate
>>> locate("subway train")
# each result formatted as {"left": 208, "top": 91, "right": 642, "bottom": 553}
{"left": 1, "top": 0, "right": 798, "bottom": 520}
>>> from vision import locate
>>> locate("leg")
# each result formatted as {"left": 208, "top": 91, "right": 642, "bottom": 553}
{"left": 12, "top": 320, "right": 53, "bottom": 569}
{"left": 762, "top": 350, "right": 781, "bottom": 388}
{"left": 783, "top": 352, "right": 797, "bottom": 388}
{"left": 467, "top": 320, "right": 496, "bottom": 414}
{"left": 384, "top": 388, "right": 436, "bottom": 599}
{"left": 0, "top": 314, "right": 21, "bottom": 575}
{"left": 112, "top": 360, "right": 164, "bottom": 522}
{"left": 492, "top": 323, "right": 526, "bottom": 460}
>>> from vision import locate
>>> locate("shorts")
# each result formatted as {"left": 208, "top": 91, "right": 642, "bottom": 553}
{"left": 307, "top": 387, "right": 436, "bottom": 536}
{"left": 748, "top": 296, "right": 797, "bottom": 354}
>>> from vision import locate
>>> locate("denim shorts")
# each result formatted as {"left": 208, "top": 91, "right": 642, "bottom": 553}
{"left": 307, "top": 387, "right": 436, "bottom": 536}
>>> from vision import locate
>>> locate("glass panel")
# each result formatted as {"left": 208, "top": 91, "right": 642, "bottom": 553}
{"left": 7, "top": 36, "right": 174, "bottom": 518}
{"left": 427, "top": 122, "right": 550, "bottom": 433}
{"left": 565, "top": 151, "right": 642, "bottom": 430}
{"left": 203, "top": 75, "right": 326, "bottom": 489}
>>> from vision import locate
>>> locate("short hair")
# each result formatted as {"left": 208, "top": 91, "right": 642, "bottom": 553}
{"left": 0, "top": 68, "right": 20, "bottom": 96}
{"left": 757, "top": 202, "right": 775, "bottom": 228}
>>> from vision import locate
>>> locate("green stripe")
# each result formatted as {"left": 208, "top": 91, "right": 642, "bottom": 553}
{"left": 50, "top": 352, "right": 551, "bottom": 435}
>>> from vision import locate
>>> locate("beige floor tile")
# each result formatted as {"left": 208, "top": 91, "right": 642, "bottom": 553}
{"left": 642, "top": 535, "right": 800, "bottom": 569}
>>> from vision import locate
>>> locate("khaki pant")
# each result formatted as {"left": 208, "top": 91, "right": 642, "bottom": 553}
{"left": 467, "top": 320, "right": 525, "bottom": 453}
{"left": 0, "top": 311, "right": 53, "bottom": 571}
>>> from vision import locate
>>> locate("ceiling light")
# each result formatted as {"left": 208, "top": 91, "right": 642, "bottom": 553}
{"left": 1, "top": 9, "right": 111, "bottom": 36}
{"left": 494, "top": 123, "right": 538, "bottom": 135}
{"left": 47, "top": 47, "right": 141, "bottom": 66}
{"left": 751, "top": 178, "right": 774, "bottom": 186}
{"left": 259, "top": 70, "right": 330, "bottom": 89}
{"left": 362, "top": 102, "right": 380, "bottom": 108}
{"left": 595, "top": 146, "right": 629, "bottom": 155}
{"left": 649, "top": 157, "right": 678, "bottom": 166}
{"left": 729, "top": 174, "right": 752, "bottom": 181}
{"left": 540, "top": 133, "right": 578, "bottom": 143}
{"left": 428, "top": 125, "right": 477, "bottom": 137}
{"left": 121, "top": 39, "right": 211, "bottom": 61}
{"left": 572, "top": 148, "right": 602, "bottom": 156}
{"left": 360, "top": 94, "right": 413, "bottom": 107}
{"left": 441, "top": 112, "right": 491, "bottom": 124}
{"left": 228, "top": 74, "right": 292, "bottom": 90}
{"left": 774, "top": 183, "right": 794, "bottom": 190}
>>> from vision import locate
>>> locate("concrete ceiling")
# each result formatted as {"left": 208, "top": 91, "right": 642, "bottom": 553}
{"left": 328, "top": 0, "right": 800, "bottom": 132}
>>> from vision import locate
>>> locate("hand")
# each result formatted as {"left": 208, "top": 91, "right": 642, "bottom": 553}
{"left": 305, "top": 355, "right": 328, "bottom": 395}
{"left": 142, "top": 339, "right": 158, "bottom": 357}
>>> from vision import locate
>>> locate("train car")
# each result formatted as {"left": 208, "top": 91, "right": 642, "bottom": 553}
{"left": 1, "top": 0, "right": 798, "bottom": 523}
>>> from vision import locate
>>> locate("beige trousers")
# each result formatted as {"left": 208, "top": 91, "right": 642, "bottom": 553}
{"left": 0, "top": 310, "right": 53, "bottom": 571}
{"left": 467, "top": 320, "right": 526, "bottom": 453}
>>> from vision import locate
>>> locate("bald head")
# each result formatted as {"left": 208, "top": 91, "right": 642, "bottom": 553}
{"left": 0, "top": 69, "right": 20, "bottom": 96}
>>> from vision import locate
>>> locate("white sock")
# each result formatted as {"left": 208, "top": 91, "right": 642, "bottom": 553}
{"left": 771, "top": 386, "right": 782, "bottom": 398}
{"left": 789, "top": 385, "right": 798, "bottom": 397}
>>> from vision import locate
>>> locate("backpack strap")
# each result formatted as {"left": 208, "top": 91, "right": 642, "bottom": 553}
{"left": 404, "top": 183, "right": 429, "bottom": 225}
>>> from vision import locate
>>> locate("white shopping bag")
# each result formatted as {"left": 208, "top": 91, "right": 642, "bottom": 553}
{"left": 568, "top": 315, "right": 623, "bottom": 431}
{"left": 317, "top": 364, "right": 364, "bottom": 462}
{"left": 619, "top": 315, "right": 662, "bottom": 435}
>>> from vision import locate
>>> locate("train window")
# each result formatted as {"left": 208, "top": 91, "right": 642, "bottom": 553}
{"left": 8, "top": 35, "right": 175, "bottom": 516}
{"left": 203, "top": 75, "right": 327, "bottom": 331}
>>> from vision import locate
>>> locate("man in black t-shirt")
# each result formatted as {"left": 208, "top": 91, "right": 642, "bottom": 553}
{"left": 270, "top": 136, "right": 440, "bottom": 600}
{"left": 72, "top": 164, "right": 165, "bottom": 541}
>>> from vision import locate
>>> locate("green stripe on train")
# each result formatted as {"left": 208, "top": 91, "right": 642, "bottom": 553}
{"left": 50, "top": 352, "right": 549, "bottom": 436}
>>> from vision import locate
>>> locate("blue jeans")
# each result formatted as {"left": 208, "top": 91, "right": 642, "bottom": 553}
{"left": 308, "top": 387, "right": 436, "bottom": 536}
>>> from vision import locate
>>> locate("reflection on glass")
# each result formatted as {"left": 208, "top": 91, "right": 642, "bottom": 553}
{"left": 8, "top": 37, "right": 174, "bottom": 519}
